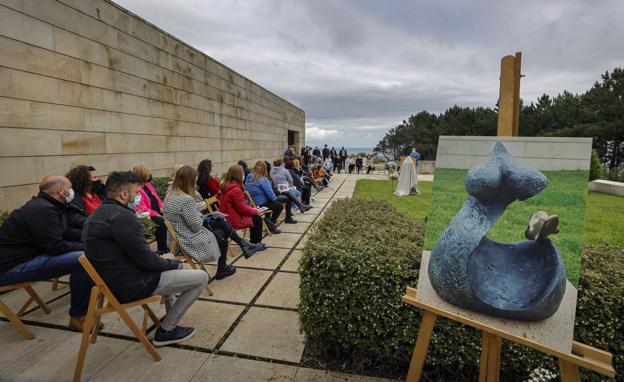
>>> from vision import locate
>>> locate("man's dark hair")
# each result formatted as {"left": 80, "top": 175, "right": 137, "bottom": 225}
{"left": 87, "top": 165, "right": 96, "bottom": 171}
{"left": 105, "top": 171, "right": 142, "bottom": 198}
{"left": 237, "top": 160, "right": 248, "bottom": 170}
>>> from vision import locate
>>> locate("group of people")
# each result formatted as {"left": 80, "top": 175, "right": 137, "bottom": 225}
{"left": 0, "top": 154, "right": 317, "bottom": 347}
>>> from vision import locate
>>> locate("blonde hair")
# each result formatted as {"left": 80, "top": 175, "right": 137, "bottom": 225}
{"left": 132, "top": 165, "right": 150, "bottom": 184}
{"left": 252, "top": 161, "right": 268, "bottom": 182}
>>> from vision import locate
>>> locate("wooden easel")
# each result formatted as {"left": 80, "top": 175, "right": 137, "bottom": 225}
{"left": 401, "top": 53, "right": 615, "bottom": 381}
{"left": 401, "top": 287, "right": 614, "bottom": 381}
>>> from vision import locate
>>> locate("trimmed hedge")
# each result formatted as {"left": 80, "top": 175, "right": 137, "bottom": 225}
{"left": 300, "top": 198, "right": 622, "bottom": 381}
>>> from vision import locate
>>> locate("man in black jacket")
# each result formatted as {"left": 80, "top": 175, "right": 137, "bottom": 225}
{"left": 0, "top": 175, "right": 92, "bottom": 329}
{"left": 83, "top": 171, "right": 208, "bottom": 346}
{"left": 322, "top": 144, "right": 330, "bottom": 160}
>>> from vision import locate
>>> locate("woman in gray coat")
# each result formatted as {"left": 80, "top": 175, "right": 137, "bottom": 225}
{"left": 163, "top": 166, "right": 265, "bottom": 280}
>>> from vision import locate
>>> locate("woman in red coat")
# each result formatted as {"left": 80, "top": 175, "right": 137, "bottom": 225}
{"left": 219, "top": 165, "right": 267, "bottom": 245}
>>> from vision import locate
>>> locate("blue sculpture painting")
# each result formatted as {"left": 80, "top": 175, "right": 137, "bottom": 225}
{"left": 428, "top": 142, "right": 567, "bottom": 321}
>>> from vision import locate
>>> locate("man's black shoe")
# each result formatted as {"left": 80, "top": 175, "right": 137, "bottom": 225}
{"left": 153, "top": 326, "right": 195, "bottom": 347}
{"left": 270, "top": 228, "right": 282, "bottom": 234}
{"left": 284, "top": 218, "right": 298, "bottom": 224}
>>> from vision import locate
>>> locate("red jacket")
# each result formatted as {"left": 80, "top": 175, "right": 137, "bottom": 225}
{"left": 219, "top": 181, "right": 258, "bottom": 229}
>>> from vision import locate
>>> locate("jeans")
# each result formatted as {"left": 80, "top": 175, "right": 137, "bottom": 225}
{"left": 0, "top": 251, "right": 92, "bottom": 317}
{"left": 153, "top": 269, "right": 208, "bottom": 331}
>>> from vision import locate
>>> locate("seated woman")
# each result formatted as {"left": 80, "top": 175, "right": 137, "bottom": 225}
{"left": 132, "top": 165, "right": 168, "bottom": 254}
{"left": 270, "top": 159, "right": 311, "bottom": 213}
{"left": 286, "top": 159, "right": 311, "bottom": 205}
{"left": 219, "top": 165, "right": 268, "bottom": 245}
{"left": 312, "top": 165, "right": 329, "bottom": 187}
{"left": 323, "top": 157, "right": 334, "bottom": 175}
{"left": 163, "top": 166, "right": 230, "bottom": 280}
{"left": 197, "top": 159, "right": 221, "bottom": 199}
{"left": 166, "top": 164, "right": 205, "bottom": 213}
{"left": 245, "top": 160, "right": 296, "bottom": 231}
{"left": 65, "top": 165, "right": 103, "bottom": 237}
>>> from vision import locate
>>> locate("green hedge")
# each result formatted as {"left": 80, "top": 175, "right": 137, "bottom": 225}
{"left": 300, "top": 198, "right": 622, "bottom": 381}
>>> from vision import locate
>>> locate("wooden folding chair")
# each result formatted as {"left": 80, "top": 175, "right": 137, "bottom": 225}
{"left": 244, "top": 191, "right": 272, "bottom": 237}
{"left": 163, "top": 220, "right": 214, "bottom": 296}
{"left": 205, "top": 196, "right": 247, "bottom": 255}
{"left": 73, "top": 255, "right": 162, "bottom": 382}
{"left": 0, "top": 282, "right": 51, "bottom": 339}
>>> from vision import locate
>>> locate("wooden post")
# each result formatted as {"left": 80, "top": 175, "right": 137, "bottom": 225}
{"left": 497, "top": 52, "right": 522, "bottom": 137}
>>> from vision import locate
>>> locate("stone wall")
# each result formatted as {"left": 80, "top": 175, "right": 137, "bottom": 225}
{"left": 0, "top": 0, "right": 304, "bottom": 212}
{"left": 436, "top": 136, "right": 592, "bottom": 171}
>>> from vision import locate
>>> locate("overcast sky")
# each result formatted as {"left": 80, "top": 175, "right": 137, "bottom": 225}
{"left": 116, "top": 0, "right": 624, "bottom": 148}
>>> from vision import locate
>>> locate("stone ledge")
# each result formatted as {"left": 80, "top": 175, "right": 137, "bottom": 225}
{"left": 589, "top": 179, "right": 624, "bottom": 197}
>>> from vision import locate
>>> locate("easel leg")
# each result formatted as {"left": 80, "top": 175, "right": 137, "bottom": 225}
{"left": 406, "top": 311, "right": 437, "bottom": 382}
{"left": 479, "top": 332, "right": 501, "bottom": 382}
{"left": 559, "top": 359, "right": 580, "bottom": 382}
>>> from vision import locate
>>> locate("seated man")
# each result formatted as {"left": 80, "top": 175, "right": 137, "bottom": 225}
{"left": 83, "top": 171, "right": 208, "bottom": 346}
{"left": 0, "top": 176, "right": 92, "bottom": 330}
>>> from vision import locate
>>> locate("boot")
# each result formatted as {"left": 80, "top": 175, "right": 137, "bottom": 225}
{"left": 241, "top": 240, "right": 267, "bottom": 259}
{"left": 216, "top": 255, "right": 236, "bottom": 280}
{"left": 264, "top": 218, "right": 281, "bottom": 234}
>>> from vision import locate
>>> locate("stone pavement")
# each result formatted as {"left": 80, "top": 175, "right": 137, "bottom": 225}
{"left": 0, "top": 172, "right": 421, "bottom": 381}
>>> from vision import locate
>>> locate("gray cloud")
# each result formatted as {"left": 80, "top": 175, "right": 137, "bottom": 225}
{"left": 116, "top": 0, "right": 624, "bottom": 147}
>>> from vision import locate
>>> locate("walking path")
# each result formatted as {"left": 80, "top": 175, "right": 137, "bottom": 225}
{"left": 0, "top": 173, "right": 423, "bottom": 381}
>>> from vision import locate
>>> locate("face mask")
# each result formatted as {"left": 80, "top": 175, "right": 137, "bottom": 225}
{"left": 64, "top": 188, "right": 75, "bottom": 203}
{"left": 128, "top": 193, "right": 141, "bottom": 209}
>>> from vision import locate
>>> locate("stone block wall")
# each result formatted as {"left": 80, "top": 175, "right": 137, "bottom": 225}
{"left": 0, "top": 0, "right": 304, "bottom": 211}
{"left": 436, "top": 136, "right": 592, "bottom": 171}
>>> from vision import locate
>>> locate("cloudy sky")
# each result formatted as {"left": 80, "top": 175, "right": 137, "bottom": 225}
{"left": 116, "top": 0, "right": 623, "bottom": 148}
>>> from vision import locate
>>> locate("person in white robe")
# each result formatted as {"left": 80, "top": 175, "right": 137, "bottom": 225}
{"left": 394, "top": 156, "right": 420, "bottom": 196}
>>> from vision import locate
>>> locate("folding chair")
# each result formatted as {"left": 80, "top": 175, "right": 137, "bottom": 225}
{"left": 244, "top": 191, "right": 272, "bottom": 237}
{"left": 0, "top": 282, "right": 51, "bottom": 339}
{"left": 163, "top": 220, "right": 214, "bottom": 296}
{"left": 73, "top": 255, "right": 162, "bottom": 382}
{"left": 205, "top": 197, "right": 247, "bottom": 256}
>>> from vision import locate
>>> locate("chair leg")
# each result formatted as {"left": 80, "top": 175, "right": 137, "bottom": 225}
{"left": 196, "top": 263, "right": 214, "bottom": 296}
{"left": 110, "top": 298, "right": 161, "bottom": 362}
{"left": 51, "top": 278, "right": 59, "bottom": 291}
{"left": 23, "top": 285, "right": 51, "bottom": 314}
{"left": 0, "top": 300, "right": 34, "bottom": 339}
{"left": 143, "top": 304, "right": 161, "bottom": 328}
{"left": 89, "top": 294, "right": 105, "bottom": 344}
{"left": 73, "top": 287, "right": 99, "bottom": 382}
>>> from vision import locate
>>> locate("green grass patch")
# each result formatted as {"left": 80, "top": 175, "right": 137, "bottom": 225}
{"left": 585, "top": 191, "right": 624, "bottom": 247}
{"left": 353, "top": 179, "right": 432, "bottom": 223}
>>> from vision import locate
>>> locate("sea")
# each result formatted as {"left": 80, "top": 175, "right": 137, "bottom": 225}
{"left": 345, "top": 147, "right": 377, "bottom": 156}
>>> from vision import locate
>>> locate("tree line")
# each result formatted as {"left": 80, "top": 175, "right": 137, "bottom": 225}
{"left": 374, "top": 68, "right": 623, "bottom": 177}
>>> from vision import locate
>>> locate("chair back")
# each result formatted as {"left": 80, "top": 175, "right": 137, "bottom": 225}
{"left": 163, "top": 220, "right": 178, "bottom": 254}
{"left": 78, "top": 255, "right": 109, "bottom": 291}
{"left": 204, "top": 196, "right": 220, "bottom": 213}
{"left": 244, "top": 191, "right": 258, "bottom": 208}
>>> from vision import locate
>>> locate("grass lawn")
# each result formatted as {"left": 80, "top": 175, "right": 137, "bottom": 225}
{"left": 353, "top": 179, "right": 432, "bottom": 223}
{"left": 353, "top": 172, "right": 624, "bottom": 286}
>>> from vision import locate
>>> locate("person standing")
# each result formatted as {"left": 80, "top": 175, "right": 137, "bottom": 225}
{"left": 339, "top": 147, "right": 348, "bottom": 171}
{"left": 322, "top": 144, "right": 330, "bottom": 160}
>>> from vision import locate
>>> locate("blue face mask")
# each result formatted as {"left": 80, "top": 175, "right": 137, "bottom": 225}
{"left": 128, "top": 194, "right": 141, "bottom": 209}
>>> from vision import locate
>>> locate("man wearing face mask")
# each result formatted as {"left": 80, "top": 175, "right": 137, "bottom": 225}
{"left": 0, "top": 175, "right": 92, "bottom": 330}
{"left": 83, "top": 171, "right": 207, "bottom": 346}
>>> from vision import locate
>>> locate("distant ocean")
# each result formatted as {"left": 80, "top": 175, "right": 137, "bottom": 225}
{"left": 345, "top": 147, "right": 376, "bottom": 156}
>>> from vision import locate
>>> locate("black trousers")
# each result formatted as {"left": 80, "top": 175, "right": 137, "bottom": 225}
{"left": 250, "top": 215, "right": 263, "bottom": 243}
{"left": 150, "top": 215, "right": 168, "bottom": 251}
{"left": 301, "top": 184, "right": 311, "bottom": 204}
{"left": 262, "top": 198, "right": 292, "bottom": 222}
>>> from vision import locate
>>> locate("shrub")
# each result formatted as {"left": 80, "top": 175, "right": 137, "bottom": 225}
{"left": 0, "top": 211, "right": 9, "bottom": 226}
{"left": 300, "top": 199, "right": 623, "bottom": 381}
{"left": 150, "top": 176, "right": 171, "bottom": 200}
{"left": 589, "top": 149, "right": 604, "bottom": 181}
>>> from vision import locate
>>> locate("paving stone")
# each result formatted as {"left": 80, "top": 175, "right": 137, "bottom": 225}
{"left": 255, "top": 273, "right": 300, "bottom": 309}
{"left": 262, "top": 232, "right": 303, "bottom": 249}
{"left": 292, "top": 213, "right": 318, "bottom": 223}
{"left": 278, "top": 222, "right": 311, "bottom": 234}
{"left": 296, "top": 234, "right": 310, "bottom": 249}
{"left": 89, "top": 341, "right": 210, "bottom": 381}
{"left": 191, "top": 354, "right": 298, "bottom": 381}
{"left": 0, "top": 323, "right": 132, "bottom": 382}
{"left": 205, "top": 266, "right": 272, "bottom": 304}
{"left": 281, "top": 250, "right": 303, "bottom": 272}
{"left": 221, "top": 307, "right": 305, "bottom": 363}
{"left": 233, "top": 247, "right": 290, "bottom": 270}
{"left": 295, "top": 368, "right": 397, "bottom": 381}
{"left": 176, "top": 300, "right": 244, "bottom": 350}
